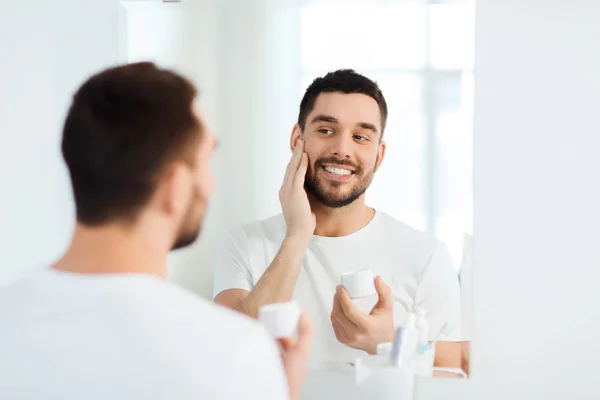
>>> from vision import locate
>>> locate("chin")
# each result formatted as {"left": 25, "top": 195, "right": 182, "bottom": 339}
{"left": 317, "top": 192, "right": 361, "bottom": 208}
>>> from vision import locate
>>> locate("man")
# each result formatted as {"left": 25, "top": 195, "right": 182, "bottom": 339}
{"left": 213, "top": 69, "right": 462, "bottom": 367}
{"left": 0, "top": 63, "right": 312, "bottom": 399}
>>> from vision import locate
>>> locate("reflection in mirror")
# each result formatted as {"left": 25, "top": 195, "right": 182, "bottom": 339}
{"left": 122, "top": 0, "right": 475, "bottom": 397}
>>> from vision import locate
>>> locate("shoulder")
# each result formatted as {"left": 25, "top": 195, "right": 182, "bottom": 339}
{"left": 134, "top": 283, "right": 287, "bottom": 395}
{"left": 149, "top": 282, "right": 280, "bottom": 349}
{"left": 164, "top": 284, "right": 279, "bottom": 346}
{"left": 150, "top": 281, "right": 254, "bottom": 328}
{"left": 225, "top": 214, "right": 286, "bottom": 245}
{"left": 375, "top": 211, "right": 444, "bottom": 258}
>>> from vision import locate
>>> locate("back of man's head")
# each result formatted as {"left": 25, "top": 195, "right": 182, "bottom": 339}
{"left": 61, "top": 62, "right": 201, "bottom": 226}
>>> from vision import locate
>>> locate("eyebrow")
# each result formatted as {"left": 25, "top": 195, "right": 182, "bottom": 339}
{"left": 310, "top": 114, "right": 379, "bottom": 135}
{"left": 311, "top": 114, "right": 338, "bottom": 125}
{"left": 357, "top": 122, "right": 378, "bottom": 134}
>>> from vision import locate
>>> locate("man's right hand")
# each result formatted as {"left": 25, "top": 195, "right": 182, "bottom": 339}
{"left": 216, "top": 140, "right": 314, "bottom": 318}
{"left": 278, "top": 312, "right": 313, "bottom": 400}
{"left": 279, "top": 139, "right": 316, "bottom": 243}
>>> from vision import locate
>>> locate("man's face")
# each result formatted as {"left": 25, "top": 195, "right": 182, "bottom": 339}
{"left": 172, "top": 111, "right": 216, "bottom": 250}
{"left": 300, "top": 92, "right": 385, "bottom": 208}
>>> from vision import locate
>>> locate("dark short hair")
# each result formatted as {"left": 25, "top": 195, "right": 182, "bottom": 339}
{"left": 297, "top": 69, "right": 388, "bottom": 136}
{"left": 61, "top": 62, "right": 201, "bottom": 226}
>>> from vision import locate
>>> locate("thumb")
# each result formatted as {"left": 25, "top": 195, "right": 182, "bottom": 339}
{"left": 278, "top": 312, "right": 312, "bottom": 353}
{"left": 372, "top": 276, "right": 393, "bottom": 311}
{"left": 296, "top": 312, "right": 314, "bottom": 348}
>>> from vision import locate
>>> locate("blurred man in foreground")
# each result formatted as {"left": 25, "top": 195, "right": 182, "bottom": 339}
{"left": 0, "top": 62, "right": 312, "bottom": 400}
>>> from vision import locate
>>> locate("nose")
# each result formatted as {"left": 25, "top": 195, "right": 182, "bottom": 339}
{"left": 330, "top": 133, "right": 353, "bottom": 159}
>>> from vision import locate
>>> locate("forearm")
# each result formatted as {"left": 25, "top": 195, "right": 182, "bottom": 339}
{"left": 434, "top": 342, "right": 462, "bottom": 368}
{"left": 461, "top": 341, "right": 470, "bottom": 376}
{"left": 237, "top": 236, "right": 308, "bottom": 318}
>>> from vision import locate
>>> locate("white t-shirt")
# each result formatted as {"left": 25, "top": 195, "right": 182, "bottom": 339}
{"left": 213, "top": 210, "right": 461, "bottom": 364}
{"left": 0, "top": 268, "right": 288, "bottom": 400}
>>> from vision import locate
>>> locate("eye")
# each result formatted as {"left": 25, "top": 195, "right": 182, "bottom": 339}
{"left": 354, "top": 135, "right": 368, "bottom": 141}
{"left": 318, "top": 128, "right": 334, "bottom": 135}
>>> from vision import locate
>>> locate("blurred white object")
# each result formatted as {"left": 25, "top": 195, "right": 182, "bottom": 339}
{"left": 433, "top": 367, "right": 468, "bottom": 379}
{"left": 379, "top": 327, "right": 437, "bottom": 377}
{"left": 414, "top": 308, "right": 429, "bottom": 349}
{"left": 401, "top": 313, "right": 419, "bottom": 365}
{"left": 376, "top": 342, "right": 393, "bottom": 356}
{"left": 340, "top": 268, "right": 377, "bottom": 299}
{"left": 301, "top": 355, "right": 415, "bottom": 400}
{"left": 389, "top": 327, "right": 408, "bottom": 366}
{"left": 459, "top": 233, "right": 473, "bottom": 341}
{"left": 412, "top": 344, "right": 435, "bottom": 377}
{"left": 355, "top": 355, "right": 415, "bottom": 399}
{"left": 258, "top": 301, "right": 301, "bottom": 339}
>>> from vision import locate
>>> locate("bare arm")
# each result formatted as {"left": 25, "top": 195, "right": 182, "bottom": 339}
{"left": 461, "top": 341, "right": 470, "bottom": 375}
{"left": 215, "top": 138, "right": 315, "bottom": 319}
{"left": 215, "top": 235, "right": 309, "bottom": 318}
{"left": 434, "top": 342, "right": 462, "bottom": 369}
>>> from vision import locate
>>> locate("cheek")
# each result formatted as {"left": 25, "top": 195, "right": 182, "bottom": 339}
{"left": 302, "top": 141, "right": 321, "bottom": 164}
{"left": 196, "top": 167, "right": 214, "bottom": 201}
{"left": 356, "top": 150, "right": 379, "bottom": 171}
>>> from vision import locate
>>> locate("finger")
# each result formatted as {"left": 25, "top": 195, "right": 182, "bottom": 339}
{"left": 331, "top": 320, "right": 343, "bottom": 342}
{"left": 373, "top": 276, "right": 393, "bottom": 311}
{"left": 332, "top": 289, "right": 356, "bottom": 326}
{"left": 337, "top": 286, "right": 368, "bottom": 328}
{"left": 293, "top": 152, "right": 309, "bottom": 189}
{"left": 331, "top": 292, "right": 353, "bottom": 339}
{"left": 283, "top": 139, "right": 304, "bottom": 189}
{"left": 331, "top": 308, "right": 351, "bottom": 344}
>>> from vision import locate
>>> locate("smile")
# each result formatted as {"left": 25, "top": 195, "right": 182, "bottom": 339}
{"left": 324, "top": 165, "right": 353, "bottom": 175}
{"left": 321, "top": 165, "right": 355, "bottom": 181}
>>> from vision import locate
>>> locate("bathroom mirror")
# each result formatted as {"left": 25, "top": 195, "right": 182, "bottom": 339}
{"left": 119, "top": 0, "right": 474, "bottom": 392}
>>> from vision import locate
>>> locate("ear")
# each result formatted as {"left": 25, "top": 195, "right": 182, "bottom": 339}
{"left": 157, "top": 161, "right": 194, "bottom": 217}
{"left": 375, "top": 140, "right": 386, "bottom": 172}
{"left": 290, "top": 124, "right": 303, "bottom": 153}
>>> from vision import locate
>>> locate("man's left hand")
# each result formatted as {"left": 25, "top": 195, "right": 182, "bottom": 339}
{"left": 330, "top": 276, "right": 395, "bottom": 355}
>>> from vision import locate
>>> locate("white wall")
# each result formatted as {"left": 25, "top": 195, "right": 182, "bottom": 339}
{"left": 0, "top": 0, "right": 120, "bottom": 285}
{"left": 417, "top": 0, "right": 600, "bottom": 398}
{"left": 121, "top": 1, "right": 184, "bottom": 67}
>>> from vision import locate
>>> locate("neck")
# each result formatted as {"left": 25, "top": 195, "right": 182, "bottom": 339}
{"left": 310, "top": 195, "right": 375, "bottom": 237}
{"left": 53, "top": 222, "right": 169, "bottom": 279}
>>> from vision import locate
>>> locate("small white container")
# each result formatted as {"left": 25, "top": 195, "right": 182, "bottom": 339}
{"left": 340, "top": 268, "right": 377, "bottom": 299}
{"left": 258, "top": 301, "right": 301, "bottom": 339}
{"left": 402, "top": 313, "right": 419, "bottom": 365}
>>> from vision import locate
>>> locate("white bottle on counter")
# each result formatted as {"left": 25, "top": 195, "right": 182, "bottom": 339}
{"left": 401, "top": 313, "right": 418, "bottom": 365}
{"left": 379, "top": 313, "right": 421, "bottom": 364}
{"left": 415, "top": 308, "right": 430, "bottom": 350}
{"left": 412, "top": 308, "right": 436, "bottom": 377}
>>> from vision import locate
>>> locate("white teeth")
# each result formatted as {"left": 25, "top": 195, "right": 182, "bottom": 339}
{"left": 324, "top": 166, "right": 352, "bottom": 176}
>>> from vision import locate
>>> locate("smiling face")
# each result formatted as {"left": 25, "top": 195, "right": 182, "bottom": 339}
{"left": 294, "top": 92, "right": 386, "bottom": 208}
